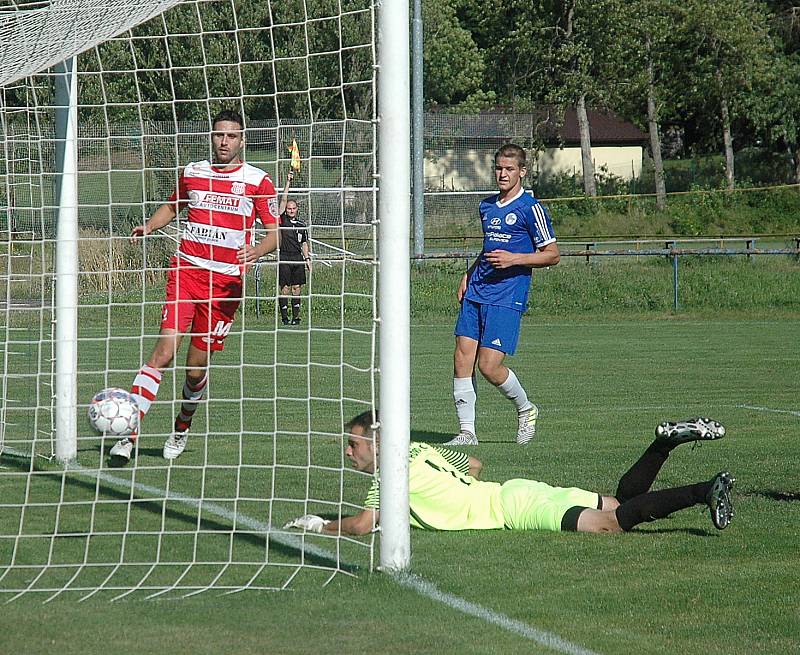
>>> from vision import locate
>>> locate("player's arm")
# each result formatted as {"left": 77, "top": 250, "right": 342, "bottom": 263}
{"left": 323, "top": 508, "right": 377, "bottom": 536}
{"left": 467, "top": 456, "right": 482, "bottom": 479}
{"left": 484, "top": 241, "right": 560, "bottom": 269}
{"left": 434, "top": 446, "right": 483, "bottom": 479}
{"left": 239, "top": 220, "right": 279, "bottom": 264}
{"left": 457, "top": 255, "right": 481, "bottom": 301}
{"left": 302, "top": 238, "right": 312, "bottom": 272}
{"left": 130, "top": 202, "right": 177, "bottom": 241}
{"left": 278, "top": 170, "right": 294, "bottom": 214}
{"left": 283, "top": 508, "right": 378, "bottom": 536}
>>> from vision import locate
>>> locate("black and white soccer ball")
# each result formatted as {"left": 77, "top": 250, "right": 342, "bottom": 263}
{"left": 87, "top": 388, "right": 139, "bottom": 436}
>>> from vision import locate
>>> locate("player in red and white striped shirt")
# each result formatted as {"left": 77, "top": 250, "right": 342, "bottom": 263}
{"left": 109, "top": 110, "right": 279, "bottom": 464}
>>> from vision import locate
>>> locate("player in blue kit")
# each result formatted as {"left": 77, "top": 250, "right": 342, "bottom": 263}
{"left": 446, "top": 144, "right": 560, "bottom": 446}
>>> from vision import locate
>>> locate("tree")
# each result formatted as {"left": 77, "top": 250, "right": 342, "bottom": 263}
{"left": 614, "top": 0, "right": 686, "bottom": 209}
{"left": 680, "top": 0, "right": 780, "bottom": 189}
{"left": 422, "top": 0, "right": 489, "bottom": 109}
{"left": 457, "top": 0, "right": 633, "bottom": 195}
{"left": 759, "top": 2, "right": 800, "bottom": 184}
{"left": 544, "top": 0, "right": 632, "bottom": 196}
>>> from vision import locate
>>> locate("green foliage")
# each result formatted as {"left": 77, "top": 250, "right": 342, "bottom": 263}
{"left": 548, "top": 190, "right": 800, "bottom": 237}
{"left": 428, "top": 0, "right": 800, "bottom": 188}
{"left": 422, "top": 0, "right": 487, "bottom": 107}
{"left": 76, "top": 0, "right": 374, "bottom": 123}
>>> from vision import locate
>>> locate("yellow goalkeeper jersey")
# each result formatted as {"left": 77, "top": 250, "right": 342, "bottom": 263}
{"left": 364, "top": 442, "right": 505, "bottom": 531}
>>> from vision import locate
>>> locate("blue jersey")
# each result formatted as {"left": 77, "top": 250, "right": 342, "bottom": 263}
{"left": 464, "top": 188, "right": 556, "bottom": 310}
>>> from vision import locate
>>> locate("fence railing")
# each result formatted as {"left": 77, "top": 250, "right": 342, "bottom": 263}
{"left": 412, "top": 244, "right": 800, "bottom": 311}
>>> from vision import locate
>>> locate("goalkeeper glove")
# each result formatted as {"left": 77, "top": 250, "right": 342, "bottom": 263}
{"left": 283, "top": 514, "right": 330, "bottom": 533}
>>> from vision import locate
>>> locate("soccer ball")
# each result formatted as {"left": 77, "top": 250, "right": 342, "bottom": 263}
{"left": 87, "top": 388, "right": 139, "bottom": 436}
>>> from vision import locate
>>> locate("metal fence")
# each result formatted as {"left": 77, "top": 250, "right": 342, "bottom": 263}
{"left": 412, "top": 238, "right": 800, "bottom": 311}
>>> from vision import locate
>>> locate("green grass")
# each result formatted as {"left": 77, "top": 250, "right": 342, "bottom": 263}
{"left": 2, "top": 315, "right": 799, "bottom": 654}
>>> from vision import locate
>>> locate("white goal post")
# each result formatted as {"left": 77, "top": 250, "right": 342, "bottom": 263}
{"left": 0, "top": 0, "right": 410, "bottom": 598}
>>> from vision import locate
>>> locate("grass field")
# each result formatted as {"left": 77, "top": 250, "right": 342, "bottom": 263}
{"left": 2, "top": 312, "right": 799, "bottom": 654}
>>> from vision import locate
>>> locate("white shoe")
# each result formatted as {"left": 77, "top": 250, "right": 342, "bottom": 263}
{"left": 443, "top": 430, "right": 478, "bottom": 446}
{"left": 109, "top": 437, "right": 134, "bottom": 462}
{"left": 517, "top": 404, "right": 539, "bottom": 445}
{"left": 163, "top": 431, "right": 188, "bottom": 460}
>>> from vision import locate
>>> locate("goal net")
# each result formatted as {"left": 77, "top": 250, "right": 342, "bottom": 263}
{"left": 0, "top": 0, "right": 400, "bottom": 599}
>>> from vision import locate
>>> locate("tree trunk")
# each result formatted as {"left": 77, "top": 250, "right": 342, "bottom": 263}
{"left": 646, "top": 41, "right": 666, "bottom": 211}
{"left": 717, "top": 71, "right": 735, "bottom": 190}
{"left": 576, "top": 94, "right": 596, "bottom": 197}
{"left": 795, "top": 144, "right": 800, "bottom": 186}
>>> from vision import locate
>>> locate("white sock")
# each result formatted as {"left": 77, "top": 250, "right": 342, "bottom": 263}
{"left": 453, "top": 376, "right": 476, "bottom": 435}
{"left": 497, "top": 369, "right": 533, "bottom": 413}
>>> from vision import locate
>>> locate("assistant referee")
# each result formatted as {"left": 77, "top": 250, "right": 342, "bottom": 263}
{"left": 277, "top": 171, "right": 311, "bottom": 325}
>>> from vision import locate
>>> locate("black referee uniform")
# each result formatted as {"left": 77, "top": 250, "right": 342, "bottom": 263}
{"left": 278, "top": 212, "right": 310, "bottom": 324}
{"left": 278, "top": 213, "right": 309, "bottom": 287}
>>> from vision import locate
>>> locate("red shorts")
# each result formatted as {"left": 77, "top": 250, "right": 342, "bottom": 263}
{"left": 160, "top": 257, "right": 242, "bottom": 352}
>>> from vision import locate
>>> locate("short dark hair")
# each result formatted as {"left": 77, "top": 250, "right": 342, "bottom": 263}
{"left": 212, "top": 109, "right": 245, "bottom": 130}
{"left": 346, "top": 409, "right": 379, "bottom": 439}
{"left": 495, "top": 143, "right": 526, "bottom": 167}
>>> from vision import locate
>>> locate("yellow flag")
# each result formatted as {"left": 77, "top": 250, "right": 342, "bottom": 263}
{"left": 288, "top": 138, "right": 301, "bottom": 172}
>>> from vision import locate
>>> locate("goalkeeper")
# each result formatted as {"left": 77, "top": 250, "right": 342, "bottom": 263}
{"left": 284, "top": 412, "right": 735, "bottom": 535}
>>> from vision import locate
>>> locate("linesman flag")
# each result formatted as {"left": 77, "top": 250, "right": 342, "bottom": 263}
{"left": 288, "top": 138, "right": 302, "bottom": 172}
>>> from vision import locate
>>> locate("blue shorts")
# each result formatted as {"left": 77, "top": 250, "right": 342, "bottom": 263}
{"left": 454, "top": 299, "right": 522, "bottom": 355}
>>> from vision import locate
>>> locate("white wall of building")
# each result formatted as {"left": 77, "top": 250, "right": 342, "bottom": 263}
{"left": 535, "top": 146, "right": 643, "bottom": 180}
{"left": 424, "top": 145, "right": 643, "bottom": 191}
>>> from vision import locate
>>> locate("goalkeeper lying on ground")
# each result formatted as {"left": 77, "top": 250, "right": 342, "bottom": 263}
{"left": 284, "top": 411, "right": 735, "bottom": 536}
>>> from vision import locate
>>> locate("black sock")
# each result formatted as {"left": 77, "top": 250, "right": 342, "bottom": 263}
{"left": 291, "top": 299, "right": 301, "bottom": 319}
{"left": 279, "top": 297, "right": 289, "bottom": 320}
{"left": 615, "top": 442, "right": 670, "bottom": 503}
{"left": 615, "top": 482, "right": 711, "bottom": 531}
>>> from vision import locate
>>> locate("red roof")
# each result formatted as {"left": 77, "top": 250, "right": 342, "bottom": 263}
{"left": 426, "top": 108, "right": 647, "bottom": 146}
{"left": 553, "top": 108, "right": 648, "bottom": 145}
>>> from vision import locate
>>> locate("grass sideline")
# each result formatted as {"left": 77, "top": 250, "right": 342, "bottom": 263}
{"left": 2, "top": 318, "right": 799, "bottom": 654}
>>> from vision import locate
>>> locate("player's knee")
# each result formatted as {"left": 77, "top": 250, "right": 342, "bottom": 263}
{"left": 453, "top": 341, "right": 477, "bottom": 374}
{"left": 185, "top": 369, "right": 206, "bottom": 387}
{"left": 600, "top": 495, "right": 620, "bottom": 511}
{"left": 576, "top": 508, "right": 623, "bottom": 534}
{"left": 477, "top": 359, "right": 504, "bottom": 384}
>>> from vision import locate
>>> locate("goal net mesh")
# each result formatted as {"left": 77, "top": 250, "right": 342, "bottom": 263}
{"left": 0, "top": 0, "right": 378, "bottom": 599}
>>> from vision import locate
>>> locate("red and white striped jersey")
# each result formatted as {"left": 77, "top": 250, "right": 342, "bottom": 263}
{"left": 169, "top": 160, "right": 278, "bottom": 276}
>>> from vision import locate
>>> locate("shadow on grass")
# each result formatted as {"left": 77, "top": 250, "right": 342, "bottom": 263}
{"left": 411, "top": 429, "right": 540, "bottom": 444}
{"left": 100, "top": 444, "right": 164, "bottom": 467}
{"left": 753, "top": 489, "right": 800, "bottom": 502}
{"left": 630, "top": 526, "right": 716, "bottom": 537}
{"left": 411, "top": 429, "right": 455, "bottom": 444}
{"left": 0, "top": 449, "right": 358, "bottom": 574}
{"left": 411, "top": 429, "right": 514, "bottom": 444}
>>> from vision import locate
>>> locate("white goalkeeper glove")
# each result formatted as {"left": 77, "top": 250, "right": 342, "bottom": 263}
{"left": 283, "top": 514, "right": 330, "bottom": 533}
